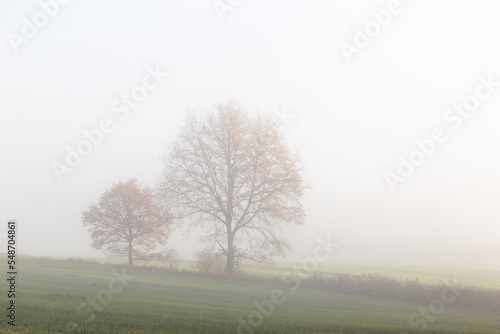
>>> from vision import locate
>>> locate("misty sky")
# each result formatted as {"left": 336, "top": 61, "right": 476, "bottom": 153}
{"left": 1, "top": 0, "right": 500, "bottom": 269}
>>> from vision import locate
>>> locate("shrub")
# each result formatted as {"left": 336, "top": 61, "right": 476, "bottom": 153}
{"left": 193, "top": 247, "right": 225, "bottom": 273}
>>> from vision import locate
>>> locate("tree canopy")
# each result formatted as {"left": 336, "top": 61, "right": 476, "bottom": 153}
{"left": 82, "top": 178, "right": 172, "bottom": 265}
{"left": 158, "top": 100, "right": 305, "bottom": 273}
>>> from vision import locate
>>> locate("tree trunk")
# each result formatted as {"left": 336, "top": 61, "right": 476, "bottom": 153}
{"left": 225, "top": 232, "right": 234, "bottom": 274}
{"left": 128, "top": 243, "right": 133, "bottom": 265}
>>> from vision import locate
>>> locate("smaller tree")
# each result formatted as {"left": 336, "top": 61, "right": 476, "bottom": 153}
{"left": 82, "top": 179, "right": 172, "bottom": 265}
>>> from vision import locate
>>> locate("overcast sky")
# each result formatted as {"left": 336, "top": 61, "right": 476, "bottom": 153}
{"left": 1, "top": 0, "right": 500, "bottom": 269}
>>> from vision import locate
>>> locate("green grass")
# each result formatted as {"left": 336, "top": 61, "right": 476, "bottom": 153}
{"left": 1, "top": 257, "right": 499, "bottom": 333}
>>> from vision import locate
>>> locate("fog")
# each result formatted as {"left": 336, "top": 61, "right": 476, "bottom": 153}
{"left": 1, "top": 0, "right": 500, "bottom": 269}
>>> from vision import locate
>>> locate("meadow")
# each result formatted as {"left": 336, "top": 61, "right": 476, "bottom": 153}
{"left": 1, "top": 256, "right": 499, "bottom": 333}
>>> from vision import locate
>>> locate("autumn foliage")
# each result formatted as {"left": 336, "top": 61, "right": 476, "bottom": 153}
{"left": 82, "top": 179, "right": 172, "bottom": 265}
{"left": 158, "top": 100, "right": 306, "bottom": 273}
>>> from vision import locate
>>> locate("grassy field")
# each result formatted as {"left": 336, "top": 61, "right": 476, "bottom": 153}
{"left": 243, "top": 262, "right": 500, "bottom": 289}
{"left": 72, "top": 257, "right": 500, "bottom": 289}
{"left": 1, "top": 257, "right": 499, "bottom": 333}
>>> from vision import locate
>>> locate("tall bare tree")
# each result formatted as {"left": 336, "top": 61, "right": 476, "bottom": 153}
{"left": 82, "top": 178, "right": 172, "bottom": 265}
{"left": 158, "top": 100, "right": 305, "bottom": 273}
